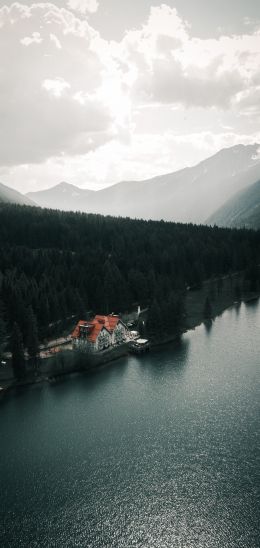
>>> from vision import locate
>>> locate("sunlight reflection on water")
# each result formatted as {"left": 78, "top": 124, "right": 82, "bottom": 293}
{"left": 0, "top": 302, "right": 259, "bottom": 547}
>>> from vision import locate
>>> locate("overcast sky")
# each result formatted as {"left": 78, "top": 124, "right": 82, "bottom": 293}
{"left": 0, "top": 0, "right": 260, "bottom": 193}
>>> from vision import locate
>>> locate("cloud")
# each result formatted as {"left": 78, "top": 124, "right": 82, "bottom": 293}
{"left": 67, "top": 0, "right": 99, "bottom": 15}
{"left": 20, "top": 32, "right": 43, "bottom": 46}
{"left": 116, "top": 4, "right": 260, "bottom": 110}
{"left": 42, "top": 77, "right": 71, "bottom": 98}
{"left": 235, "top": 86, "right": 260, "bottom": 118}
{"left": 50, "top": 33, "right": 62, "bottom": 49}
{"left": 0, "top": 1, "right": 260, "bottom": 191}
{"left": 0, "top": 2, "right": 123, "bottom": 166}
{"left": 136, "top": 54, "right": 244, "bottom": 109}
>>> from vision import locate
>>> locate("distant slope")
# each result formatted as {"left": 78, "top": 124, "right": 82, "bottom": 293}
{"left": 26, "top": 144, "right": 260, "bottom": 223}
{"left": 0, "top": 181, "right": 35, "bottom": 206}
{"left": 27, "top": 181, "right": 95, "bottom": 211}
{"left": 84, "top": 145, "right": 260, "bottom": 223}
{"left": 207, "top": 180, "right": 260, "bottom": 229}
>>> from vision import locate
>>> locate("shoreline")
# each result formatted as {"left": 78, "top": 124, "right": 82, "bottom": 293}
{"left": 149, "top": 291, "right": 260, "bottom": 349}
{"left": 1, "top": 290, "right": 259, "bottom": 397}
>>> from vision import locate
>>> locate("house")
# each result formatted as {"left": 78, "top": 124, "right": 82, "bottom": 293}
{"left": 71, "top": 314, "right": 128, "bottom": 352}
{"left": 95, "top": 315, "right": 128, "bottom": 345}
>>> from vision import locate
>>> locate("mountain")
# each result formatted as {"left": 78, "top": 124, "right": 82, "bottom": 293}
{"left": 0, "top": 181, "right": 35, "bottom": 206}
{"left": 207, "top": 179, "right": 260, "bottom": 230}
{"left": 26, "top": 144, "right": 260, "bottom": 223}
{"left": 27, "top": 181, "right": 95, "bottom": 211}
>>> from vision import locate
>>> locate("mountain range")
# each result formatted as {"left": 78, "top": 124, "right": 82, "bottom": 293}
{"left": 1, "top": 144, "right": 260, "bottom": 229}
{"left": 26, "top": 143, "right": 260, "bottom": 226}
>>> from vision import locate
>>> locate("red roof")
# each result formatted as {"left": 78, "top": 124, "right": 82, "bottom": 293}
{"left": 71, "top": 320, "right": 92, "bottom": 339}
{"left": 88, "top": 321, "right": 109, "bottom": 342}
{"left": 71, "top": 315, "right": 125, "bottom": 343}
{"left": 95, "top": 314, "right": 121, "bottom": 332}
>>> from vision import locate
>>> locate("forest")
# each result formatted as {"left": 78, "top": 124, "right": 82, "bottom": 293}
{"left": 0, "top": 203, "right": 260, "bottom": 364}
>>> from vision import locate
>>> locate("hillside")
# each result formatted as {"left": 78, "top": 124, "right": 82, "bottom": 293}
{"left": 207, "top": 180, "right": 260, "bottom": 229}
{"left": 0, "top": 181, "right": 35, "bottom": 206}
{"left": 26, "top": 144, "right": 260, "bottom": 223}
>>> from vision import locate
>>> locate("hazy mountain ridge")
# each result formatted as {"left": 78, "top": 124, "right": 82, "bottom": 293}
{"left": 207, "top": 179, "right": 260, "bottom": 229}
{"left": 26, "top": 181, "right": 95, "bottom": 211}
{"left": 0, "top": 181, "right": 35, "bottom": 206}
{"left": 25, "top": 144, "right": 260, "bottom": 225}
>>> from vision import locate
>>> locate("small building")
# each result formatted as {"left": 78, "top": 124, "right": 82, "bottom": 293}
{"left": 129, "top": 338, "right": 150, "bottom": 354}
{"left": 71, "top": 314, "right": 128, "bottom": 352}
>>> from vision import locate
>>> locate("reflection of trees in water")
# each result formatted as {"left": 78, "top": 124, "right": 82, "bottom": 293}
{"left": 244, "top": 297, "right": 259, "bottom": 313}
{"left": 140, "top": 337, "right": 190, "bottom": 381}
{"left": 234, "top": 301, "right": 242, "bottom": 316}
{"left": 203, "top": 319, "right": 213, "bottom": 335}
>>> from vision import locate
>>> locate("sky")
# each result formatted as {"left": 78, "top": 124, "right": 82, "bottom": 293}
{"left": 0, "top": 0, "right": 260, "bottom": 193}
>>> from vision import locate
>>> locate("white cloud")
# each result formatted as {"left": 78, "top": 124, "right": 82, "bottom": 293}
{"left": 42, "top": 77, "right": 71, "bottom": 98}
{"left": 0, "top": 2, "right": 260, "bottom": 192}
{"left": 0, "top": 2, "right": 123, "bottom": 166}
{"left": 67, "top": 0, "right": 99, "bottom": 15}
{"left": 50, "top": 32, "right": 62, "bottom": 49}
{"left": 20, "top": 31, "right": 42, "bottom": 46}
{"left": 116, "top": 5, "right": 260, "bottom": 111}
{"left": 235, "top": 86, "right": 260, "bottom": 118}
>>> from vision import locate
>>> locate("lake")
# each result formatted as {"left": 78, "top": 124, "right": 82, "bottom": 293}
{"left": 0, "top": 300, "right": 259, "bottom": 547}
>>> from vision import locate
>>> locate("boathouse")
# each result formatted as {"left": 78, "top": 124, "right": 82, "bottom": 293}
{"left": 129, "top": 338, "right": 150, "bottom": 354}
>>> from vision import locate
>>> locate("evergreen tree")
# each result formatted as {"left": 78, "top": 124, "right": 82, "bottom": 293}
{"left": 209, "top": 280, "right": 216, "bottom": 302}
{"left": 26, "top": 306, "right": 39, "bottom": 371}
{"left": 234, "top": 283, "right": 242, "bottom": 301}
{"left": 160, "top": 291, "right": 184, "bottom": 336}
{"left": 0, "top": 203, "right": 259, "bottom": 342}
{"left": 247, "top": 263, "right": 259, "bottom": 292}
{"left": 104, "top": 260, "right": 126, "bottom": 312}
{"left": 11, "top": 322, "right": 26, "bottom": 379}
{"left": 0, "top": 299, "right": 6, "bottom": 359}
{"left": 203, "top": 296, "right": 212, "bottom": 320}
{"left": 217, "top": 276, "right": 223, "bottom": 294}
{"left": 74, "top": 289, "right": 87, "bottom": 319}
{"left": 168, "top": 292, "right": 184, "bottom": 333}
{"left": 128, "top": 269, "right": 148, "bottom": 303}
{"left": 146, "top": 300, "right": 162, "bottom": 341}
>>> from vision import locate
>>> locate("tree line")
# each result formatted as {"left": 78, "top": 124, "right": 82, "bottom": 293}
{"left": 0, "top": 204, "right": 259, "bottom": 374}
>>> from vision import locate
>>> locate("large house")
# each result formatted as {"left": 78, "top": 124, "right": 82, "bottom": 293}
{"left": 71, "top": 314, "right": 129, "bottom": 352}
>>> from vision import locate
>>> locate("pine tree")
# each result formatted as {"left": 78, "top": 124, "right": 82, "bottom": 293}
{"left": 74, "top": 289, "right": 86, "bottom": 319}
{"left": 11, "top": 322, "right": 26, "bottom": 379}
{"left": 234, "top": 283, "right": 242, "bottom": 301}
{"left": 12, "top": 288, "right": 28, "bottom": 341}
{"left": 26, "top": 306, "right": 39, "bottom": 372}
{"left": 164, "top": 291, "right": 184, "bottom": 335}
{"left": 0, "top": 299, "right": 6, "bottom": 359}
{"left": 247, "top": 263, "right": 259, "bottom": 292}
{"left": 203, "top": 296, "right": 212, "bottom": 320}
{"left": 146, "top": 299, "right": 162, "bottom": 342}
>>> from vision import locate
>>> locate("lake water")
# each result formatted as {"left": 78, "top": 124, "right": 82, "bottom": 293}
{"left": 1, "top": 301, "right": 259, "bottom": 548}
